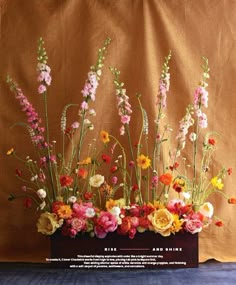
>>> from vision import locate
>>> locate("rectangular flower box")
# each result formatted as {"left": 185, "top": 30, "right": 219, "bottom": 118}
{"left": 49, "top": 231, "right": 198, "bottom": 269}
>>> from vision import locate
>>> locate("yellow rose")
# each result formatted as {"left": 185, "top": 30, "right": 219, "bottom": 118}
{"left": 148, "top": 209, "right": 173, "bottom": 237}
{"left": 36, "top": 212, "right": 62, "bottom": 235}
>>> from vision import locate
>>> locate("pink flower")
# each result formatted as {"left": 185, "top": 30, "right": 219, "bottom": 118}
{"left": 128, "top": 227, "right": 137, "bottom": 239}
{"left": 94, "top": 211, "right": 118, "bottom": 238}
{"left": 72, "top": 202, "right": 94, "bottom": 219}
{"left": 121, "top": 115, "right": 131, "bottom": 124}
{"left": 71, "top": 121, "right": 80, "bottom": 129}
{"left": 194, "top": 86, "right": 208, "bottom": 108}
{"left": 198, "top": 112, "right": 208, "bottom": 128}
{"left": 81, "top": 101, "right": 88, "bottom": 110}
{"left": 112, "top": 176, "right": 118, "bottom": 185}
{"left": 38, "top": 84, "right": 46, "bottom": 94}
{"left": 151, "top": 175, "right": 159, "bottom": 187}
{"left": 130, "top": 216, "right": 139, "bottom": 228}
{"left": 184, "top": 219, "right": 203, "bottom": 234}
{"left": 120, "top": 125, "right": 125, "bottom": 135}
{"left": 184, "top": 212, "right": 203, "bottom": 234}
{"left": 71, "top": 217, "right": 86, "bottom": 232}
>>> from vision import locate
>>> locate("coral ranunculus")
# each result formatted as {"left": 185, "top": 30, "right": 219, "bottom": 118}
{"left": 159, "top": 173, "right": 173, "bottom": 185}
{"left": 37, "top": 212, "right": 62, "bottom": 235}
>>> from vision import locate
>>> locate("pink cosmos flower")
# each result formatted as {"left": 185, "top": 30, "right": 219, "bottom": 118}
{"left": 94, "top": 211, "right": 118, "bottom": 238}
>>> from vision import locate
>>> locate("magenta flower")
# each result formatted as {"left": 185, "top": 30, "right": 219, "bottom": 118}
{"left": 94, "top": 211, "right": 118, "bottom": 238}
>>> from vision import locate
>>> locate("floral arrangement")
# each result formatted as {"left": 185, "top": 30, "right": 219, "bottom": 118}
{"left": 6, "top": 38, "right": 235, "bottom": 240}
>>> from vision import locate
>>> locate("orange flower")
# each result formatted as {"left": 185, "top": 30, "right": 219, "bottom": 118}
{"left": 106, "top": 199, "right": 117, "bottom": 210}
{"left": 77, "top": 168, "right": 88, "bottom": 179}
{"left": 228, "top": 198, "right": 236, "bottom": 204}
{"left": 159, "top": 173, "right": 172, "bottom": 185}
{"left": 57, "top": 205, "right": 72, "bottom": 219}
{"left": 77, "top": 157, "right": 91, "bottom": 165}
{"left": 100, "top": 131, "right": 110, "bottom": 143}
{"left": 6, "top": 148, "right": 14, "bottom": 155}
{"left": 136, "top": 154, "right": 151, "bottom": 169}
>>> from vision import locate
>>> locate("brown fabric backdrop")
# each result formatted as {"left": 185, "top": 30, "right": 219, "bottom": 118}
{"left": 0, "top": 0, "right": 236, "bottom": 263}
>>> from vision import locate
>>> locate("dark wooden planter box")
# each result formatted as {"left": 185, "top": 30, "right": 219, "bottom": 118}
{"left": 49, "top": 231, "right": 198, "bottom": 269}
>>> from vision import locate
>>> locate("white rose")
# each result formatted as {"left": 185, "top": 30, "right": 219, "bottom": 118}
{"left": 37, "top": 189, "right": 47, "bottom": 199}
{"left": 89, "top": 174, "right": 105, "bottom": 188}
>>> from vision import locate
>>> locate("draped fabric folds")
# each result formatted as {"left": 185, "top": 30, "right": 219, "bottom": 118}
{"left": 0, "top": 0, "right": 235, "bottom": 262}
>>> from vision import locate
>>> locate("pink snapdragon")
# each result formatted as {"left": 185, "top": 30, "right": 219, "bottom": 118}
{"left": 37, "top": 63, "right": 52, "bottom": 94}
{"left": 198, "top": 112, "right": 208, "bottom": 128}
{"left": 81, "top": 71, "right": 98, "bottom": 102}
{"left": 156, "top": 73, "right": 170, "bottom": 108}
{"left": 115, "top": 89, "right": 132, "bottom": 136}
{"left": 176, "top": 109, "right": 193, "bottom": 151}
{"left": 94, "top": 211, "right": 118, "bottom": 238}
{"left": 14, "top": 87, "right": 45, "bottom": 147}
{"left": 194, "top": 86, "right": 208, "bottom": 108}
{"left": 81, "top": 101, "right": 88, "bottom": 110}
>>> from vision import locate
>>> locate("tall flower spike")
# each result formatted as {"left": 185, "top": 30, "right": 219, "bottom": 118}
{"left": 193, "top": 57, "right": 210, "bottom": 129}
{"left": 109, "top": 67, "right": 132, "bottom": 135}
{"left": 156, "top": 51, "right": 171, "bottom": 108}
{"left": 37, "top": 38, "right": 52, "bottom": 94}
{"left": 6, "top": 76, "right": 45, "bottom": 148}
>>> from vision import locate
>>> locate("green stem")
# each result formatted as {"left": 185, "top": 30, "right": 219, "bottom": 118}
{"left": 43, "top": 91, "right": 56, "bottom": 200}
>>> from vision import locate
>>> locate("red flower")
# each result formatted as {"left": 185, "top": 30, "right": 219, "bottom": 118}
{"left": 52, "top": 201, "right": 65, "bottom": 214}
{"left": 227, "top": 168, "right": 233, "bottom": 175}
{"left": 101, "top": 154, "right": 111, "bottom": 164}
{"left": 77, "top": 168, "right": 88, "bottom": 179}
{"left": 215, "top": 221, "right": 223, "bottom": 227}
{"left": 138, "top": 216, "right": 151, "bottom": 229}
{"left": 208, "top": 138, "right": 216, "bottom": 146}
{"left": 131, "top": 184, "right": 139, "bottom": 192}
{"left": 60, "top": 175, "right": 73, "bottom": 187}
{"left": 15, "top": 169, "right": 23, "bottom": 177}
{"left": 228, "top": 198, "right": 236, "bottom": 204}
{"left": 110, "top": 165, "right": 118, "bottom": 173}
{"left": 119, "top": 217, "right": 131, "bottom": 234}
{"left": 159, "top": 173, "right": 172, "bottom": 185}
{"left": 169, "top": 162, "right": 179, "bottom": 171}
{"left": 23, "top": 197, "right": 32, "bottom": 208}
{"left": 84, "top": 192, "right": 93, "bottom": 200}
